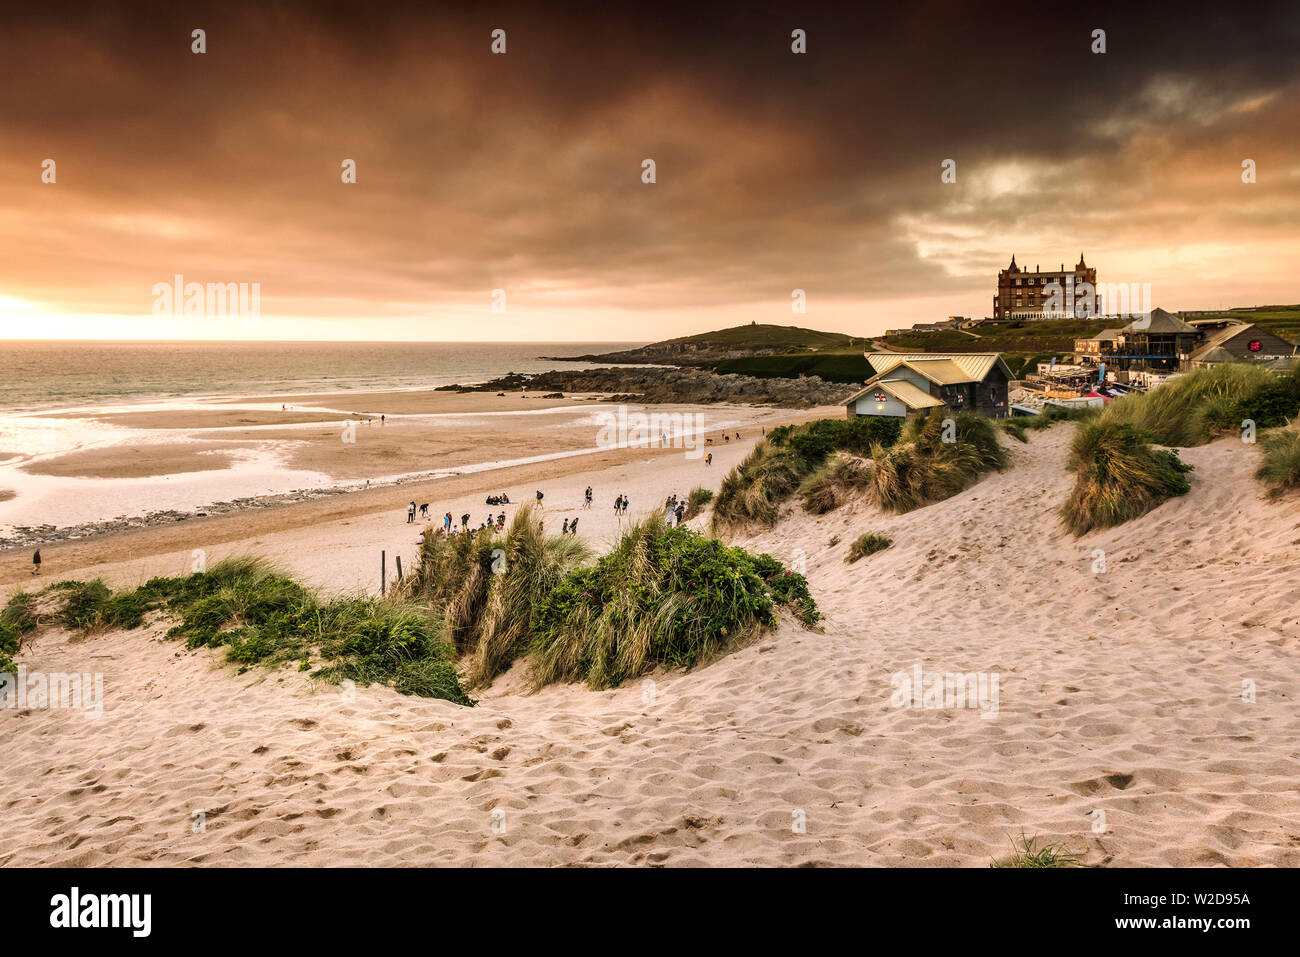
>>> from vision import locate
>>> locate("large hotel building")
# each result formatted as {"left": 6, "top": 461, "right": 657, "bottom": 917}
{"left": 992, "top": 254, "right": 1097, "bottom": 320}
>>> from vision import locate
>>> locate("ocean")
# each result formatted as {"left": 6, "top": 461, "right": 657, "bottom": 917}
{"left": 0, "top": 340, "right": 645, "bottom": 412}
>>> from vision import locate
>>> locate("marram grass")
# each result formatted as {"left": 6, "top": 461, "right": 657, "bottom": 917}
{"left": 396, "top": 505, "right": 589, "bottom": 688}
{"left": 711, "top": 416, "right": 902, "bottom": 529}
{"left": 846, "top": 533, "right": 892, "bottom": 563}
{"left": 861, "top": 410, "right": 1007, "bottom": 514}
{"left": 528, "top": 520, "right": 819, "bottom": 690}
{"left": 1256, "top": 418, "right": 1300, "bottom": 497}
{"left": 6, "top": 514, "right": 821, "bottom": 701}
{"left": 3, "top": 556, "right": 476, "bottom": 706}
{"left": 1059, "top": 421, "right": 1193, "bottom": 536}
{"left": 1098, "top": 363, "right": 1299, "bottom": 448}
{"left": 991, "top": 832, "right": 1083, "bottom": 868}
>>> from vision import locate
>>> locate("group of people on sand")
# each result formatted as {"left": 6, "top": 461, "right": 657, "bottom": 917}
{"left": 485, "top": 493, "right": 510, "bottom": 505}
{"left": 407, "top": 502, "right": 511, "bottom": 535}
{"left": 613, "top": 493, "right": 630, "bottom": 515}
{"left": 664, "top": 493, "right": 687, "bottom": 527}
{"left": 560, "top": 517, "right": 580, "bottom": 535}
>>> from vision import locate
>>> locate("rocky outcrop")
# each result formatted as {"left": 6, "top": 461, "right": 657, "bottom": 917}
{"left": 437, "top": 366, "right": 855, "bottom": 408}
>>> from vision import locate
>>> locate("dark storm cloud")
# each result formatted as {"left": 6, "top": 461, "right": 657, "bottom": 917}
{"left": 1, "top": 0, "right": 1298, "bottom": 332}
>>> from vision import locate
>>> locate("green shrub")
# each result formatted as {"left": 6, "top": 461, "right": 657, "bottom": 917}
{"left": 846, "top": 533, "right": 892, "bottom": 563}
{"left": 1256, "top": 418, "right": 1300, "bottom": 497}
{"left": 529, "top": 521, "right": 819, "bottom": 690}
{"left": 712, "top": 353, "right": 877, "bottom": 383}
{"left": 1060, "top": 421, "right": 1194, "bottom": 535}
{"left": 54, "top": 580, "right": 112, "bottom": 631}
{"left": 10, "top": 558, "right": 476, "bottom": 705}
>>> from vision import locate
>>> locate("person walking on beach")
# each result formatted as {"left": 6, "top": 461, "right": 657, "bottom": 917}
{"left": 569, "top": 516, "right": 579, "bottom": 535}
{"left": 706, "top": 452, "right": 712, "bottom": 467}
{"left": 381, "top": 414, "right": 386, "bottom": 425}
{"left": 31, "top": 549, "right": 41, "bottom": 576}
{"left": 419, "top": 503, "right": 429, "bottom": 519}
{"left": 535, "top": 489, "right": 544, "bottom": 508}
{"left": 562, "top": 518, "right": 570, "bottom": 534}
{"left": 461, "top": 513, "right": 470, "bottom": 530}
{"left": 407, "top": 501, "right": 416, "bottom": 523}
{"left": 584, "top": 486, "right": 592, "bottom": 509}
{"left": 675, "top": 503, "right": 685, "bottom": 526}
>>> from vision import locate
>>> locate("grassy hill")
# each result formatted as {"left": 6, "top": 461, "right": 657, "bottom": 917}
{"left": 545, "top": 322, "right": 870, "bottom": 366}
{"left": 663, "top": 323, "right": 865, "bottom": 352}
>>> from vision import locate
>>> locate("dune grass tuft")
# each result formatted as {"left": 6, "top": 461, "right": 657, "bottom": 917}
{"left": 1256, "top": 417, "right": 1300, "bottom": 497}
{"left": 798, "top": 453, "right": 871, "bottom": 514}
{"left": 846, "top": 533, "right": 892, "bottom": 563}
{"left": 397, "top": 505, "right": 589, "bottom": 688}
{"left": 861, "top": 410, "right": 1007, "bottom": 514}
{"left": 991, "top": 832, "right": 1083, "bottom": 868}
{"left": 1059, "top": 421, "right": 1193, "bottom": 536}
{"left": 683, "top": 486, "right": 714, "bottom": 520}
{"left": 528, "top": 520, "right": 819, "bottom": 690}
{"left": 0, "top": 593, "right": 39, "bottom": 673}
{"left": 711, "top": 416, "right": 902, "bottom": 529}
{"left": 712, "top": 441, "right": 806, "bottom": 528}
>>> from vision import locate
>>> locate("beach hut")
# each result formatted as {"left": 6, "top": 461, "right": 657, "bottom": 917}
{"left": 844, "top": 353, "right": 1013, "bottom": 419}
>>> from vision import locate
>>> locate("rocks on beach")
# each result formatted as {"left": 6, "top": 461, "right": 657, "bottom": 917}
{"left": 438, "top": 366, "right": 854, "bottom": 408}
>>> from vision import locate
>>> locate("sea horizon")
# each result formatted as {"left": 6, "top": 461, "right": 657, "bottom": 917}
{"left": 0, "top": 339, "right": 647, "bottom": 413}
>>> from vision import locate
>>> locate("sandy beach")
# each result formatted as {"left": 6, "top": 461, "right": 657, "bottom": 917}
{"left": 0, "top": 388, "right": 797, "bottom": 544}
{"left": 3, "top": 416, "right": 1297, "bottom": 867}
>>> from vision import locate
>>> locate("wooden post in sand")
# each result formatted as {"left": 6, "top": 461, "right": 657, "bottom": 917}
{"left": 395, "top": 555, "right": 403, "bottom": 581}
{"left": 381, "top": 550, "right": 386, "bottom": 596}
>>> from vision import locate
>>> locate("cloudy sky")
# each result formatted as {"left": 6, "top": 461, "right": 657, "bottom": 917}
{"left": 1, "top": 0, "right": 1298, "bottom": 341}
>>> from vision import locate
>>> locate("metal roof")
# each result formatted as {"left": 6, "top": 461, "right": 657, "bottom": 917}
{"left": 1122, "top": 308, "right": 1197, "bottom": 335}
{"left": 844, "top": 377, "right": 946, "bottom": 410}
{"left": 864, "top": 352, "right": 1011, "bottom": 383}
{"left": 875, "top": 378, "right": 947, "bottom": 409}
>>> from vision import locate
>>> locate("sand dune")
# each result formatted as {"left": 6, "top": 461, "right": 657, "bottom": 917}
{"left": 3, "top": 424, "right": 1298, "bottom": 866}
